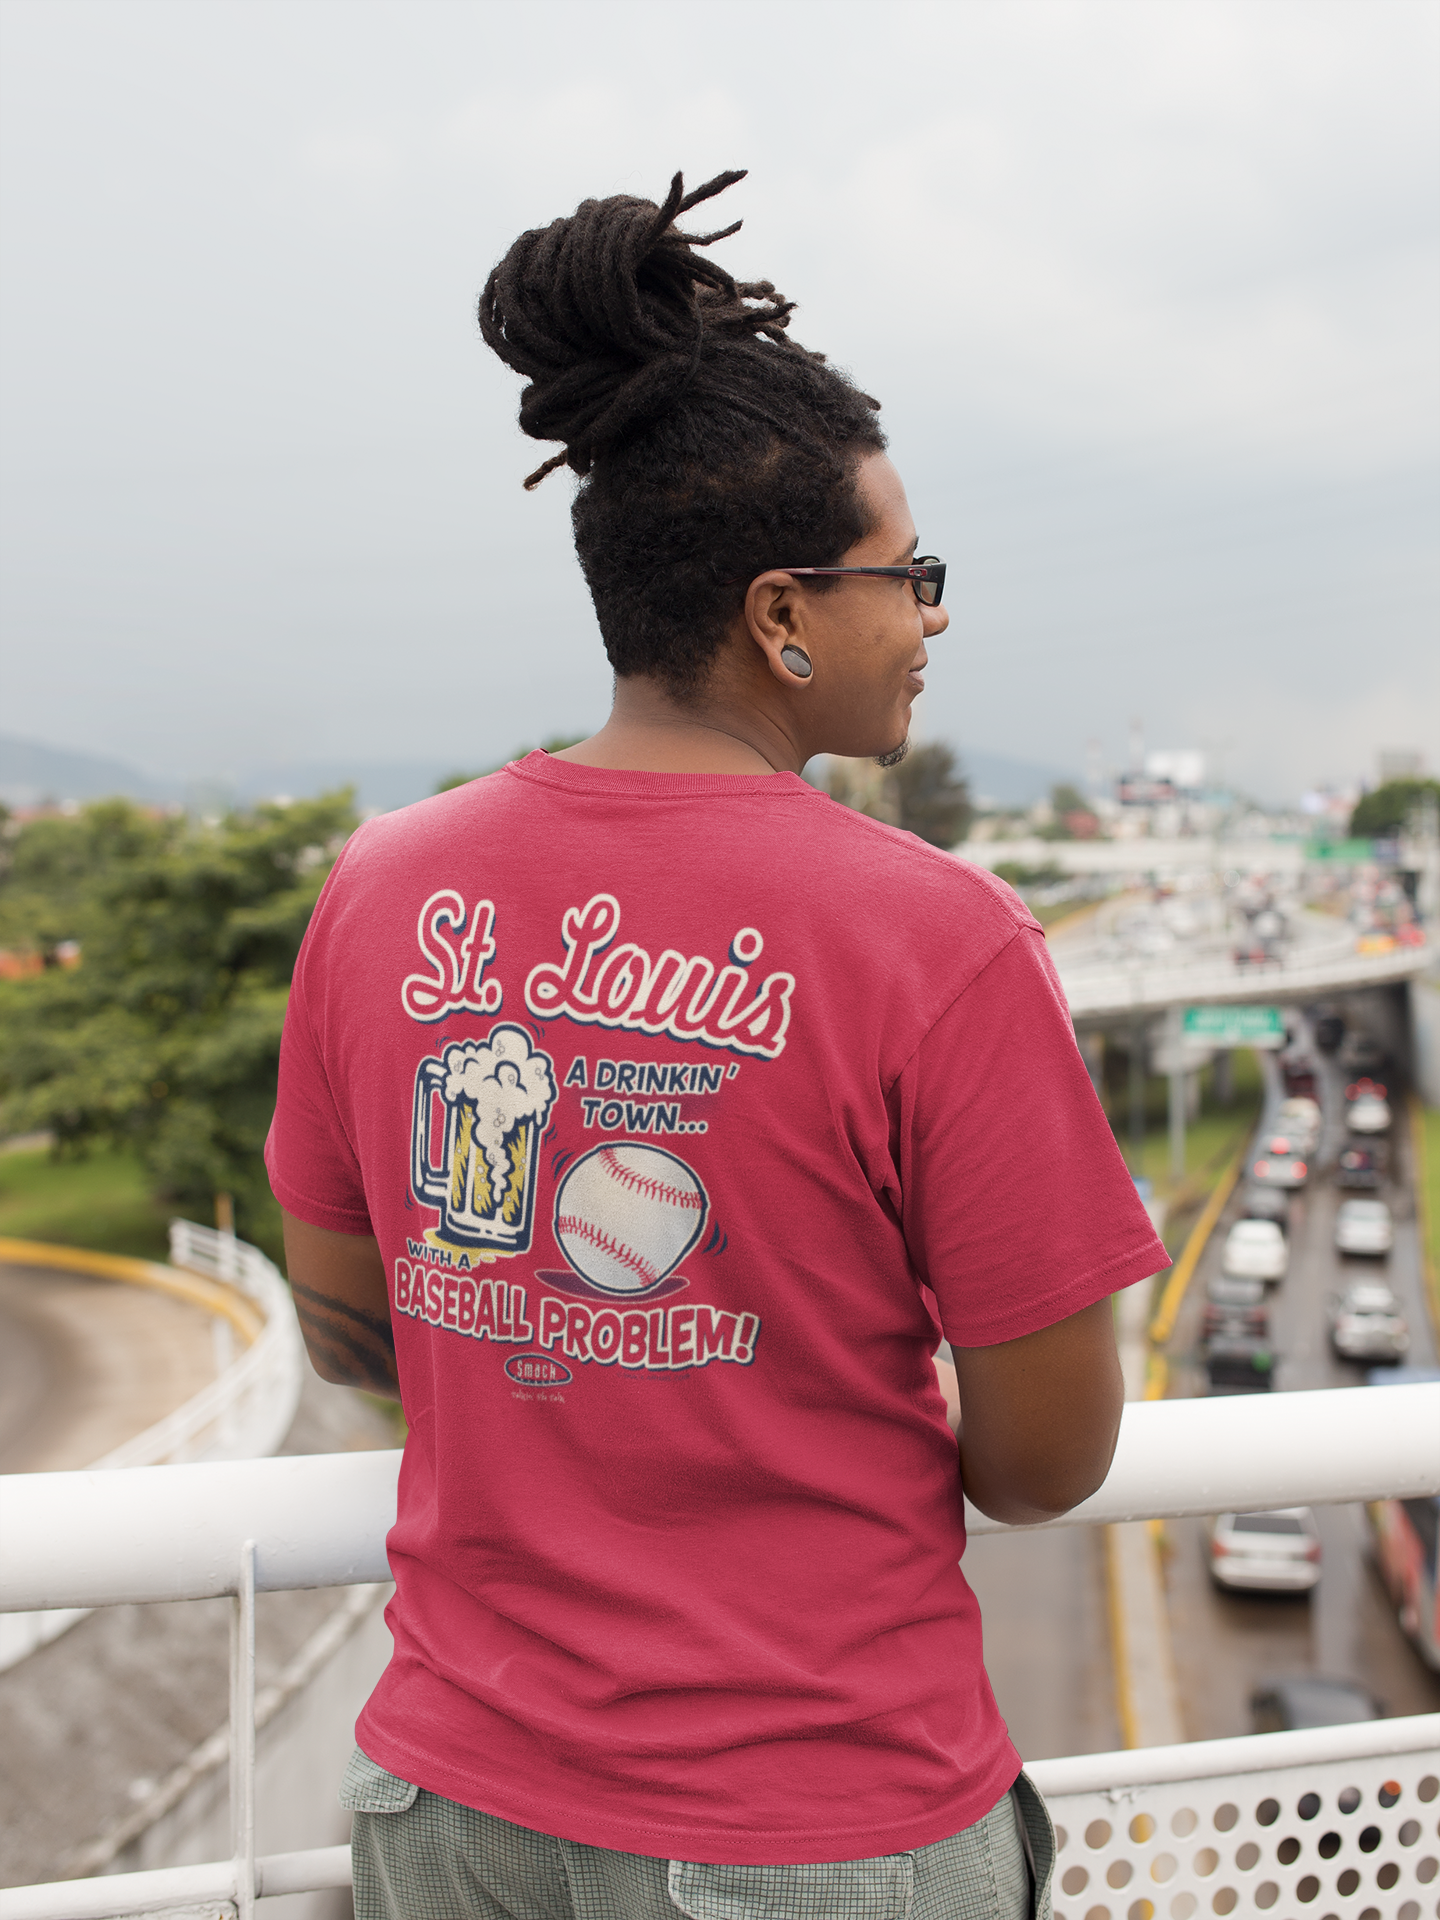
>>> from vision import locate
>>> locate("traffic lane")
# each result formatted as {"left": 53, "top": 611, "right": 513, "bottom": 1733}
{"left": 0, "top": 1261, "right": 218, "bottom": 1472}
{"left": 963, "top": 1523, "right": 1121, "bottom": 1761}
{"left": 1164, "top": 1508, "right": 1440, "bottom": 1742}
{"left": 1162, "top": 1038, "right": 1440, "bottom": 1734}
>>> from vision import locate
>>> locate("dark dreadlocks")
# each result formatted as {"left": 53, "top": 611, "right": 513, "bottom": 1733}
{"left": 479, "top": 169, "right": 886, "bottom": 696}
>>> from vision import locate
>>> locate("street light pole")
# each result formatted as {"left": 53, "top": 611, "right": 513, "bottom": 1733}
{"left": 1168, "top": 1003, "right": 1186, "bottom": 1186}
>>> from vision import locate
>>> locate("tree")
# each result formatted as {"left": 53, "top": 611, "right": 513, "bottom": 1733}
{"left": 1350, "top": 778, "right": 1440, "bottom": 840}
{"left": 893, "top": 743, "right": 972, "bottom": 848}
{"left": 0, "top": 793, "right": 356, "bottom": 1239}
{"left": 828, "top": 744, "right": 972, "bottom": 848}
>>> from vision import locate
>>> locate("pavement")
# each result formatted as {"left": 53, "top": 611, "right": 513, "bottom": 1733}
{"left": 1156, "top": 1019, "right": 1440, "bottom": 1739}
{"left": 0, "top": 1368, "right": 395, "bottom": 1891}
{"left": 0, "top": 1259, "right": 220, "bottom": 1472}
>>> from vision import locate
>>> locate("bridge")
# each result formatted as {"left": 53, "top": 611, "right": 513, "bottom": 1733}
{"left": 1053, "top": 932, "right": 1432, "bottom": 1026}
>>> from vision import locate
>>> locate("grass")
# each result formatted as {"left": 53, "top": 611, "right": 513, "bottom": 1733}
{"left": 1104, "top": 1049, "right": 1264, "bottom": 1256}
{"left": 0, "top": 1143, "right": 287, "bottom": 1270}
{"left": 0, "top": 1143, "right": 172, "bottom": 1260}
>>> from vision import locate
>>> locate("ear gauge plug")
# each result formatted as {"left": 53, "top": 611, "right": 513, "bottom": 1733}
{"left": 780, "top": 646, "right": 813, "bottom": 680}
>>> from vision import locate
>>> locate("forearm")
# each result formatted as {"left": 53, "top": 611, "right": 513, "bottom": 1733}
{"left": 289, "top": 1274, "right": 401, "bottom": 1400}
{"left": 950, "top": 1296, "right": 1124, "bottom": 1526}
{"left": 281, "top": 1212, "right": 402, "bottom": 1402}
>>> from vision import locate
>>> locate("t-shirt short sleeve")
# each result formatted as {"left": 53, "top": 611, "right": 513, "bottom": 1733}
{"left": 265, "top": 923, "right": 372, "bottom": 1236}
{"left": 895, "top": 925, "right": 1167, "bottom": 1346}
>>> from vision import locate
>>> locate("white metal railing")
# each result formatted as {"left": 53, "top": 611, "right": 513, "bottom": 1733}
{"left": 0, "top": 1224, "right": 302, "bottom": 1672}
{"left": 1, "top": 1384, "right": 1436, "bottom": 1918}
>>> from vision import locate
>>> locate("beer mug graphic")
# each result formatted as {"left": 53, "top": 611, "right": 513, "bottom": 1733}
{"left": 410, "top": 1026, "right": 557, "bottom": 1253}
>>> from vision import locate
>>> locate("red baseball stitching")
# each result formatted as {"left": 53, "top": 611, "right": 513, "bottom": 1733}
{"left": 556, "top": 1215, "right": 660, "bottom": 1283}
{"left": 598, "top": 1147, "right": 703, "bottom": 1211}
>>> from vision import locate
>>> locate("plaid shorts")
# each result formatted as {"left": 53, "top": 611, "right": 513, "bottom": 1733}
{"left": 343, "top": 1747, "right": 1055, "bottom": 1920}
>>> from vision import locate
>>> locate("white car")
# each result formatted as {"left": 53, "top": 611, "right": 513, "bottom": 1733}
{"left": 1220, "top": 1218, "right": 1288, "bottom": 1282}
{"left": 1346, "top": 1096, "right": 1391, "bottom": 1135}
{"left": 1208, "top": 1509, "right": 1321, "bottom": 1592}
{"left": 1277, "top": 1097, "right": 1322, "bottom": 1151}
{"left": 1334, "top": 1200, "right": 1394, "bottom": 1257}
{"left": 1328, "top": 1278, "right": 1409, "bottom": 1363}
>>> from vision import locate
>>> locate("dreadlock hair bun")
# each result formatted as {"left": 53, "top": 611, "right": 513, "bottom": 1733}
{"left": 479, "top": 169, "right": 887, "bottom": 696}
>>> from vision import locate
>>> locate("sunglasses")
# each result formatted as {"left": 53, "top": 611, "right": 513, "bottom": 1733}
{"left": 779, "top": 557, "right": 946, "bottom": 607}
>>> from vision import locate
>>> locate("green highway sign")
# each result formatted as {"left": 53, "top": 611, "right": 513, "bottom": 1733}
{"left": 1182, "top": 1005, "right": 1285, "bottom": 1049}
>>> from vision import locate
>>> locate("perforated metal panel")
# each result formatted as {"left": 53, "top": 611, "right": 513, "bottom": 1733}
{"left": 1044, "top": 1745, "right": 1438, "bottom": 1920}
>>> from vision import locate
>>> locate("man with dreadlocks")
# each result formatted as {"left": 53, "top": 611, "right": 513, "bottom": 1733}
{"left": 268, "top": 169, "right": 1166, "bottom": 1920}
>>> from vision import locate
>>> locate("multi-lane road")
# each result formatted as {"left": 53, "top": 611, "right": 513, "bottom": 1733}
{"left": 1162, "top": 1015, "right": 1439, "bottom": 1739}
{"left": 968, "top": 987, "right": 1440, "bottom": 1762}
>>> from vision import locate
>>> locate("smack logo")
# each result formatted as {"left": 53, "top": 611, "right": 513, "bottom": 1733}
{"left": 505, "top": 1353, "right": 572, "bottom": 1387}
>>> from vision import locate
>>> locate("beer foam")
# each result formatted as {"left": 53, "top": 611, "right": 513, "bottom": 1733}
{"left": 443, "top": 1026, "right": 556, "bottom": 1209}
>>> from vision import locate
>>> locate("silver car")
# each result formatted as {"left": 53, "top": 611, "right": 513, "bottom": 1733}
{"left": 1333, "top": 1199, "right": 1394, "bottom": 1257}
{"left": 1208, "top": 1509, "right": 1321, "bottom": 1592}
{"left": 1328, "top": 1278, "right": 1409, "bottom": 1363}
{"left": 1220, "top": 1218, "right": 1287, "bottom": 1282}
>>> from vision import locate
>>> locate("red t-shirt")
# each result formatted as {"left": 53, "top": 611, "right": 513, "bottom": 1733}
{"left": 266, "top": 753, "right": 1165, "bottom": 1864}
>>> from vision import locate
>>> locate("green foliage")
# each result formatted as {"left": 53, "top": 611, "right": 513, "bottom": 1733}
{"left": 892, "top": 743, "right": 972, "bottom": 848}
{"left": 991, "top": 860, "right": 1068, "bottom": 889}
{"left": 435, "top": 736, "right": 587, "bottom": 794}
{"left": 1349, "top": 778, "right": 1440, "bottom": 840}
{"left": 1050, "top": 782, "right": 1089, "bottom": 818}
{"left": 0, "top": 793, "right": 357, "bottom": 1241}
{"left": 0, "top": 1142, "right": 173, "bottom": 1262}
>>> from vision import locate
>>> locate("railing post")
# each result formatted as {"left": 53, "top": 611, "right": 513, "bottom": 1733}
{"left": 229, "top": 1538, "right": 257, "bottom": 1920}
{"left": 1167, "top": 1002, "right": 1186, "bottom": 1183}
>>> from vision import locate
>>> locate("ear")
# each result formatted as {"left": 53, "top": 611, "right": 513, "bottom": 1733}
{"left": 744, "top": 571, "right": 815, "bottom": 688}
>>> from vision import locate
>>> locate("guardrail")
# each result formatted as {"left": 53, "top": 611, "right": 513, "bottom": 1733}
{"left": 1, "top": 1384, "right": 1436, "bottom": 1918}
{"left": 0, "top": 1223, "right": 302, "bottom": 1672}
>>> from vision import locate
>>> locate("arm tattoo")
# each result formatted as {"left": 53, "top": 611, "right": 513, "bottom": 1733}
{"left": 289, "top": 1276, "right": 399, "bottom": 1395}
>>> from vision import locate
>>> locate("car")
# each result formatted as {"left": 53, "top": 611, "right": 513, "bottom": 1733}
{"left": 1329, "top": 1278, "right": 1409, "bottom": 1363}
{"left": 1208, "top": 1508, "right": 1320, "bottom": 1590}
{"left": 1237, "top": 1185, "right": 1289, "bottom": 1231}
{"left": 1282, "top": 1064, "right": 1318, "bottom": 1099}
{"left": 1250, "top": 1676, "right": 1381, "bottom": 1732}
{"left": 1339, "top": 1032, "right": 1386, "bottom": 1074}
{"left": 1333, "top": 1199, "right": 1394, "bottom": 1257}
{"left": 1207, "top": 1271, "right": 1267, "bottom": 1309}
{"left": 1250, "top": 1136, "right": 1308, "bottom": 1189}
{"left": 1220, "top": 1218, "right": 1288, "bottom": 1282}
{"left": 1345, "top": 1088, "right": 1392, "bottom": 1135}
{"left": 1313, "top": 1012, "right": 1345, "bottom": 1052}
{"left": 1335, "top": 1146, "right": 1383, "bottom": 1191}
{"left": 1205, "top": 1335, "right": 1275, "bottom": 1395}
{"left": 1276, "top": 1100, "right": 1322, "bottom": 1154}
{"left": 1203, "top": 1298, "right": 1269, "bottom": 1341}
{"left": 1234, "top": 939, "right": 1276, "bottom": 969}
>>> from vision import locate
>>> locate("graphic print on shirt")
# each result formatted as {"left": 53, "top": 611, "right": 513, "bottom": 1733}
{"left": 539, "top": 1143, "right": 707, "bottom": 1304}
{"left": 409, "top": 1024, "right": 556, "bottom": 1255}
{"left": 396, "top": 888, "right": 772, "bottom": 1375}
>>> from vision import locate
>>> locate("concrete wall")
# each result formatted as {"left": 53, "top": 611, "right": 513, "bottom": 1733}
{"left": 106, "top": 1589, "right": 392, "bottom": 1919}
{"left": 1412, "top": 973, "right": 1440, "bottom": 1109}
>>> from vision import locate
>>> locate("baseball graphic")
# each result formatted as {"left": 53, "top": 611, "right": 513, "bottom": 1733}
{"left": 554, "top": 1145, "right": 708, "bottom": 1296}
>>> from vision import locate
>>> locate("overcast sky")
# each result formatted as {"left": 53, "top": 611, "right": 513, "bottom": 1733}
{"left": 1, "top": 0, "right": 1436, "bottom": 802}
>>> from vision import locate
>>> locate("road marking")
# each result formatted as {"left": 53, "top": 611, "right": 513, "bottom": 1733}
{"left": 0, "top": 1236, "right": 261, "bottom": 1343}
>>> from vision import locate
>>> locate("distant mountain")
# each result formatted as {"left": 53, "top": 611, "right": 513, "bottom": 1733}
{"left": 236, "top": 761, "right": 446, "bottom": 814}
{"left": 0, "top": 735, "right": 447, "bottom": 815}
{"left": 2, "top": 732, "right": 1076, "bottom": 818}
{"left": 0, "top": 734, "right": 178, "bottom": 808}
{"left": 958, "top": 748, "right": 1079, "bottom": 809}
